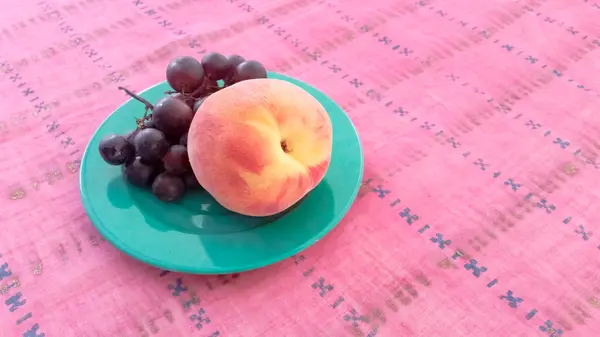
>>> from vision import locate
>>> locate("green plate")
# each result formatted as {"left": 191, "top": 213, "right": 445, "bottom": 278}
{"left": 79, "top": 72, "right": 363, "bottom": 274}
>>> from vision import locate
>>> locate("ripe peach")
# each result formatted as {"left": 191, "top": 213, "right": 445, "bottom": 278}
{"left": 187, "top": 78, "right": 333, "bottom": 217}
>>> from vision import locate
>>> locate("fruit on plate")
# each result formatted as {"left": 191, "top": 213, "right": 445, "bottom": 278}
{"left": 97, "top": 52, "right": 268, "bottom": 203}
{"left": 187, "top": 78, "right": 333, "bottom": 217}
{"left": 97, "top": 52, "right": 333, "bottom": 215}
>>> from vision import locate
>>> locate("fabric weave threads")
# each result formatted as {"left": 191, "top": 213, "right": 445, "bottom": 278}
{"left": 1, "top": 0, "right": 600, "bottom": 336}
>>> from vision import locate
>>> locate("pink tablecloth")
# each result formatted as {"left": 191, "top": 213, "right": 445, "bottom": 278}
{"left": 1, "top": 0, "right": 600, "bottom": 336}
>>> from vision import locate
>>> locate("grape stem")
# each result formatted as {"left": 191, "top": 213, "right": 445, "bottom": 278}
{"left": 126, "top": 129, "right": 140, "bottom": 141}
{"left": 188, "top": 84, "right": 206, "bottom": 98}
{"left": 189, "top": 78, "right": 220, "bottom": 98}
{"left": 118, "top": 86, "right": 154, "bottom": 117}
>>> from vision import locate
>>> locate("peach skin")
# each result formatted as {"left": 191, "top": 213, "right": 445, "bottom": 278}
{"left": 187, "top": 78, "right": 333, "bottom": 217}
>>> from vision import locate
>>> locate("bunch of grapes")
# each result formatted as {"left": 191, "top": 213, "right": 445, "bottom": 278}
{"left": 98, "top": 52, "right": 267, "bottom": 202}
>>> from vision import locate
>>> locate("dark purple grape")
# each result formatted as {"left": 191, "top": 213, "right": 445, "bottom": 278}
{"left": 201, "top": 52, "right": 229, "bottom": 80}
{"left": 224, "top": 54, "right": 245, "bottom": 84}
{"left": 133, "top": 128, "right": 169, "bottom": 162}
{"left": 99, "top": 134, "right": 135, "bottom": 165}
{"left": 183, "top": 172, "right": 203, "bottom": 190}
{"left": 193, "top": 97, "right": 205, "bottom": 113}
{"left": 152, "top": 173, "right": 186, "bottom": 202}
{"left": 232, "top": 60, "right": 267, "bottom": 83}
{"left": 143, "top": 118, "right": 155, "bottom": 129}
{"left": 162, "top": 145, "right": 190, "bottom": 175}
{"left": 152, "top": 96, "right": 194, "bottom": 138}
{"left": 172, "top": 92, "right": 195, "bottom": 109}
{"left": 166, "top": 135, "right": 182, "bottom": 147}
{"left": 166, "top": 56, "right": 204, "bottom": 93}
{"left": 152, "top": 160, "right": 166, "bottom": 175}
{"left": 122, "top": 156, "right": 156, "bottom": 187}
{"left": 180, "top": 132, "right": 188, "bottom": 147}
{"left": 124, "top": 130, "right": 139, "bottom": 149}
{"left": 227, "top": 55, "right": 245, "bottom": 70}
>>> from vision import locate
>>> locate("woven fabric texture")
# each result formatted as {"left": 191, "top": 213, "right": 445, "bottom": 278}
{"left": 1, "top": 0, "right": 600, "bottom": 336}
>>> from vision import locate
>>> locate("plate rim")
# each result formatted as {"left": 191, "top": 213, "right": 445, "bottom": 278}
{"left": 79, "top": 72, "right": 364, "bottom": 274}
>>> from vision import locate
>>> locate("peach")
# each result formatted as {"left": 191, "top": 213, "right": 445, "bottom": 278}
{"left": 187, "top": 78, "right": 333, "bottom": 217}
